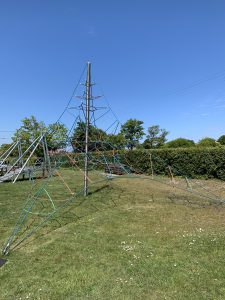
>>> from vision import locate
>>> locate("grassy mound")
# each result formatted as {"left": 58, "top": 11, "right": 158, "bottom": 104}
{"left": 1, "top": 174, "right": 225, "bottom": 299}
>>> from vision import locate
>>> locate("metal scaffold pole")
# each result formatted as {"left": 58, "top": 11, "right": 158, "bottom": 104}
{"left": 84, "top": 62, "right": 91, "bottom": 196}
{"left": 18, "top": 139, "right": 23, "bottom": 167}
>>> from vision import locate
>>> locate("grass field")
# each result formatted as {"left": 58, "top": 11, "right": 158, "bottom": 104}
{"left": 1, "top": 170, "right": 225, "bottom": 299}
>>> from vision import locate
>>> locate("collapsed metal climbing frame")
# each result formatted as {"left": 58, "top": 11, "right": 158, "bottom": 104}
{"left": 0, "top": 133, "right": 51, "bottom": 183}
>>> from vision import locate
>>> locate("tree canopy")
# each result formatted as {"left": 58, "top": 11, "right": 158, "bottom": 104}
{"left": 46, "top": 123, "right": 68, "bottom": 151}
{"left": 164, "top": 138, "right": 195, "bottom": 148}
{"left": 72, "top": 121, "right": 108, "bottom": 152}
{"left": 13, "top": 116, "right": 45, "bottom": 145}
{"left": 121, "top": 119, "right": 145, "bottom": 150}
{"left": 143, "top": 125, "right": 169, "bottom": 149}
{"left": 12, "top": 116, "right": 68, "bottom": 154}
{"left": 106, "top": 133, "right": 126, "bottom": 150}
{"left": 9, "top": 115, "right": 225, "bottom": 154}
{"left": 0, "top": 143, "right": 12, "bottom": 156}
{"left": 197, "top": 137, "right": 218, "bottom": 147}
{"left": 217, "top": 135, "right": 225, "bottom": 145}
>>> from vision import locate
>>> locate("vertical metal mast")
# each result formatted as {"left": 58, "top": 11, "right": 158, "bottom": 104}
{"left": 17, "top": 139, "right": 23, "bottom": 167}
{"left": 84, "top": 62, "right": 91, "bottom": 196}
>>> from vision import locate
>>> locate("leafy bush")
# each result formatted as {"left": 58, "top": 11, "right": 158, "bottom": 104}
{"left": 56, "top": 147, "right": 225, "bottom": 180}
{"left": 197, "top": 137, "right": 218, "bottom": 147}
{"left": 120, "top": 147, "right": 225, "bottom": 180}
{"left": 164, "top": 138, "right": 195, "bottom": 148}
{"left": 217, "top": 135, "right": 225, "bottom": 145}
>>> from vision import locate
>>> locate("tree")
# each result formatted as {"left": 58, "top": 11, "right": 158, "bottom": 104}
{"left": 217, "top": 135, "right": 225, "bottom": 145}
{"left": 13, "top": 116, "right": 68, "bottom": 155}
{"left": 72, "top": 121, "right": 108, "bottom": 152}
{"left": 106, "top": 133, "right": 126, "bottom": 150}
{"left": 13, "top": 115, "right": 45, "bottom": 144}
{"left": 164, "top": 138, "right": 195, "bottom": 148}
{"left": 143, "top": 125, "right": 169, "bottom": 149}
{"left": 197, "top": 137, "right": 218, "bottom": 147}
{"left": 0, "top": 143, "right": 12, "bottom": 156}
{"left": 121, "top": 119, "right": 145, "bottom": 150}
{"left": 46, "top": 123, "right": 68, "bottom": 151}
{"left": 12, "top": 116, "right": 46, "bottom": 156}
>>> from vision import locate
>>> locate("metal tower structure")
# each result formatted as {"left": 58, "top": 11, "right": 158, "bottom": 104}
{"left": 84, "top": 62, "right": 91, "bottom": 196}
{"left": 3, "top": 62, "right": 225, "bottom": 257}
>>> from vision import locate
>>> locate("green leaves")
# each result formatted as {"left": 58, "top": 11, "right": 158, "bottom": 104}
{"left": 164, "top": 138, "right": 195, "bottom": 148}
{"left": 46, "top": 123, "right": 68, "bottom": 150}
{"left": 217, "top": 135, "right": 225, "bottom": 145}
{"left": 72, "top": 121, "right": 108, "bottom": 152}
{"left": 12, "top": 116, "right": 68, "bottom": 153}
{"left": 143, "top": 125, "right": 169, "bottom": 149}
{"left": 197, "top": 137, "right": 218, "bottom": 147}
{"left": 121, "top": 147, "right": 225, "bottom": 180}
{"left": 121, "top": 119, "right": 145, "bottom": 150}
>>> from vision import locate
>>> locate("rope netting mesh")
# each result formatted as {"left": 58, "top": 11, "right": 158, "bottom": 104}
{"left": 2, "top": 64, "right": 225, "bottom": 255}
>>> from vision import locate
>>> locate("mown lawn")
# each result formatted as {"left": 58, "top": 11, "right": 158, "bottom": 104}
{"left": 1, "top": 171, "right": 225, "bottom": 299}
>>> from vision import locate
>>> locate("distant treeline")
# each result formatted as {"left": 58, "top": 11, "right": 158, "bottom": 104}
{"left": 1, "top": 116, "right": 225, "bottom": 156}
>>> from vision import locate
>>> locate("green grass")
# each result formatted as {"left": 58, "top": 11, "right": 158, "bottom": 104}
{"left": 1, "top": 171, "right": 225, "bottom": 299}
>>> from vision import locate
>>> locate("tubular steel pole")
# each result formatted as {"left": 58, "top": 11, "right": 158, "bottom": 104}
{"left": 84, "top": 62, "right": 91, "bottom": 196}
{"left": 18, "top": 139, "right": 23, "bottom": 167}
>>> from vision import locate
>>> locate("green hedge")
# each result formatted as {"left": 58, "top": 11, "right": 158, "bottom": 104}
{"left": 121, "top": 147, "right": 225, "bottom": 180}
{"left": 54, "top": 147, "right": 225, "bottom": 180}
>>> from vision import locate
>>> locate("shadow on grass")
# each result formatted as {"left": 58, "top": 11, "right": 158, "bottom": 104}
{"left": 11, "top": 184, "right": 118, "bottom": 253}
{"left": 8, "top": 179, "right": 220, "bottom": 254}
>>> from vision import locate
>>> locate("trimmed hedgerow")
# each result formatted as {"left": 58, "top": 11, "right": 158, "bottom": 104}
{"left": 121, "top": 147, "right": 225, "bottom": 180}
{"left": 54, "top": 146, "right": 225, "bottom": 180}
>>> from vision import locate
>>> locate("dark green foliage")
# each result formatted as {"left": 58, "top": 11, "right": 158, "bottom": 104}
{"left": 143, "top": 125, "right": 169, "bottom": 149}
{"left": 58, "top": 147, "right": 225, "bottom": 180}
{"left": 72, "top": 121, "right": 108, "bottom": 152}
{"left": 164, "top": 138, "right": 195, "bottom": 148}
{"left": 218, "top": 135, "right": 225, "bottom": 145}
{"left": 0, "top": 143, "right": 12, "bottom": 156}
{"left": 121, "top": 119, "right": 145, "bottom": 150}
{"left": 106, "top": 133, "right": 126, "bottom": 150}
{"left": 197, "top": 137, "right": 218, "bottom": 147}
{"left": 119, "top": 147, "right": 225, "bottom": 180}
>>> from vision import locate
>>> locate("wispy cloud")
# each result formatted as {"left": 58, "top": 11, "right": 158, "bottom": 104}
{"left": 215, "top": 98, "right": 225, "bottom": 104}
{"left": 214, "top": 104, "right": 225, "bottom": 109}
{"left": 197, "top": 95, "right": 225, "bottom": 112}
{"left": 87, "top": 26, "right": 97, "bottom": 38}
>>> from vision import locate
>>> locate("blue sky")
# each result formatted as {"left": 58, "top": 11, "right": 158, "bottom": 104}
{"left": 1, "top": 0, "right": 225, "bottom": 144}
